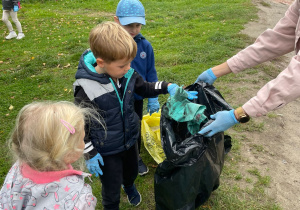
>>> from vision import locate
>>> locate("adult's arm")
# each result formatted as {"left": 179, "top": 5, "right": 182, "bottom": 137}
{"left": 227, "top": 0, "right": 299, "bottom": 73}
{"left": 243, "top": 53, "right": 300, "bottom": 117}
{"left": 210, "top": 0, "right": 300, "bottom": 78}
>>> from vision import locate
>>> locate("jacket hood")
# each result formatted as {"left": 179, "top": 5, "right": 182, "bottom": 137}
{"left": 75, "top": 50, "right": 107, "bottom": 83}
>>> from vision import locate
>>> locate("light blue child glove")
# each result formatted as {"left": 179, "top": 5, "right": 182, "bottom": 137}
{"left": 168, "top": 84, "right": 198, "bottom": 100}
{"left": 198, "top": 109, "right": 238, "bottom": 137}
{"left": 167, "top": 84, "right": 179, "bottom": 96}
{"left": 147, "top": 97, "right": 160, "bottom": 115}
{"left": 85, "top": 153, "right": 104, "bottom": 177}
{"left": 195, "top": 68, "right": 217, "bottom": 85}
{"left": 13, "top": 5, "right": 19, "bottom": 12}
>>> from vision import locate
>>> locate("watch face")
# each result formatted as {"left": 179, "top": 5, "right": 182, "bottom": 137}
{"left": 239, "top": 116, "right": 250, "bottom": 123}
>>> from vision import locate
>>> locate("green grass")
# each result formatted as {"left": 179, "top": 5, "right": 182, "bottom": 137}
{"left": 0, "top": 0, "right": 281, "bottom": 209}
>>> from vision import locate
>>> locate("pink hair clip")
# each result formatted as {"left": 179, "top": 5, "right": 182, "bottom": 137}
{"left": 60, "top": 119, "right": 76, "bottom": 134}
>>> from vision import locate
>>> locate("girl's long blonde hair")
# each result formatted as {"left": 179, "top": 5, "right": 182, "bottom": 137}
{"left": 8, "top": 101, "right": 103, "bottom": 171}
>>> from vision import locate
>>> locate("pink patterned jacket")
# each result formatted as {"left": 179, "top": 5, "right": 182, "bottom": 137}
{"left": 0, "top": 161, "right": 97, "bottom": 210}
{"left": 227, "top": 0, "right": 300, "bottom": 117}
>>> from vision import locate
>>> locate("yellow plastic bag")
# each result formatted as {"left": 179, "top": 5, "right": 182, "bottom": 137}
{"left": 141, "top": 112, "right": 166, "bottom": 164}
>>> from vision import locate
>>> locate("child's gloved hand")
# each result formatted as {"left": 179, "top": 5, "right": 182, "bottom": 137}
{"left": 13, "top": 5, "right": 19, "bottom": 12}
{"left": 167, "top": 84, "right": 179, "bottom": 96}
{"left": 195, "top": 68, "right": 217, "bottom": 85}
{"left": 85, "top": 153, "right": 104, "bottom": 177}
{"left": 168, "top": 84, "right": 198, "bottom": 100}
{"left": 198, "top": 109, "right": 238, "bottom": 137}
{"left": 186, "top": 91, "right": 198, "bottom": 100}
{"left": 147, "top": 97, "right": 160, "bottom": 115}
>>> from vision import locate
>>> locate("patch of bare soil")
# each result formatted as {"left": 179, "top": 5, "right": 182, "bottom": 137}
{"left": 231, "top": 0, "right": 300, "bottom": 209}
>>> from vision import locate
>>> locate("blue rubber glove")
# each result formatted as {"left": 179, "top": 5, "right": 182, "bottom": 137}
{"left": 186, "top": 91, "right": 198, "bottom": 100}
{"left": 198, "top": 109, "right": 238, "bottom": 137}
{"left": 195, "top": 68, "right": 217, "bottom": 85}
{"left": 167, "top": 84, "right": 179, "bottom": 96}
{"left": 168, "top": 84, "right": 198, "bottom": 100}
{"left": 147, "top": 97, "right": 160, "bottom": 115}
{"left": 13, "top": 5, "right": 19, "bottom": 12}
{"left": 85, "top": 153, "right": 104, "bottom": 177}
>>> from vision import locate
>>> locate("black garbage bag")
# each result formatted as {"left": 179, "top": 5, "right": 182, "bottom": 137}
{"left": 154, "top": 82, "right": 233, "bottom": 210}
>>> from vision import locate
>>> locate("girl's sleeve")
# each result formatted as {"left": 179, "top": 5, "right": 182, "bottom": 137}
{"left": 227, "top": 0, "right": 300, "bottom": 73}
{"left": 75, "top": 184, "right": 97, "bottom": 209}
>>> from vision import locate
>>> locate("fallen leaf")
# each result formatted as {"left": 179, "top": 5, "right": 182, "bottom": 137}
{"left": 9, "top": 105, "right": 14, "bottom": 110}
{"left": 0, "top": 61, "right": 3, "bottom": 64}
{"left": 64, "top": 63, "right": 70, "bottom": 68}
{"left": 149, "top": 164, "right": 158, "bottom": 168}
{"left": 43, "top": 63, "right": 46, "bottom": 66}
{"left": 5, "top": 113, "right": 9, "bottom": 116}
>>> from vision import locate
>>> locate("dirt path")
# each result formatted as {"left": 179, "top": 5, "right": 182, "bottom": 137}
{"left": 233, "top": 0, "right": 300, "bottom": 209}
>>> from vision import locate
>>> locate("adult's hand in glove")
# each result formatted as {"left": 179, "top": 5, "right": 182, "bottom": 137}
{"left": 167, "top": 84, "right": 198, "bottom": 100}
{"left": 195, "top": 68, "right": 217, "bottom": 85}
{"left": 85, "top": 153, "right": 104, "bottom": 177}
{"left": 147, "top": 97, "right": 160, "bottom": 115}
{"left": 13, "top": 5, "right": 19, "bottom": 12}
{"left": 198, "top": 109, "right": 238, "bottom": 137}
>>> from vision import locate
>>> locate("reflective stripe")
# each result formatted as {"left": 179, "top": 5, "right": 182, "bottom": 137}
{"left": 85, "top": 142, "right": 92, "bottom": 148}
{"left": 84, "top": 144, "right": 94, "bottom": 153}
{"left": 155, "top": 82, "right": 162, "bottom": 89}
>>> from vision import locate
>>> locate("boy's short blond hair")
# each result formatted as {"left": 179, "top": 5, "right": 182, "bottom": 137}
{"left": 89, "top": 21, "right": 137, "bottom": 63}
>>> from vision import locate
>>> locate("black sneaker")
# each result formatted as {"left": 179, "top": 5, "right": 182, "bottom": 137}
{"left": 122, "top": 184, "right": 142, "bottom": 206}
{"left": 138, "top": 158, "right": 149, "bottom": 176}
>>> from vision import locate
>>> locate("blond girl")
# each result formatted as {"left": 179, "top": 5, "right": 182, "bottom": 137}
{"left": 0, "top": 101, "right": 101, "bottom": 209}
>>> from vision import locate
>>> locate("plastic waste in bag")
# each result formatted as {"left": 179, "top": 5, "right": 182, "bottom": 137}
{"left": 155, "top": 82, "right": 232, "bottom": 210}
{"left": 162, "top": 87, "right": 207, "bottom": 135}
{"left": 141, "top": 112, "right": 166, "bottom": 164}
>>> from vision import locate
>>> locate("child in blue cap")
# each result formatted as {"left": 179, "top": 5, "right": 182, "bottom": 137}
{"left": 114, "top": 0, "right": 158, "bottom": 176}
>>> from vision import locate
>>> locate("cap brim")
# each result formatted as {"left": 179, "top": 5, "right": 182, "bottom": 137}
{"left": 119, "top": 16, "right": 146, "bottom": 25}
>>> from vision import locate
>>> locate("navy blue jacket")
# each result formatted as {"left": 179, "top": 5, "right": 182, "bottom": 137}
{"left": 2, "top": 0, "right": 19, "bottom": 10}
{"left": 132, "top": 33, "right": 158, "bottom": 100}
{"left": 74, "top": 50, "right": 169, "bottom": 157}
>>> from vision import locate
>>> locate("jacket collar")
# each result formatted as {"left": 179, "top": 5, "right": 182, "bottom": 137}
{"left": 21, "top": 163, "right": 90, "bottom": 184}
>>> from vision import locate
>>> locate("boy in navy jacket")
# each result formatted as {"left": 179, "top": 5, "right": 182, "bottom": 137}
{"left": 73, "top": 21, "right": 195, "bottom": 209}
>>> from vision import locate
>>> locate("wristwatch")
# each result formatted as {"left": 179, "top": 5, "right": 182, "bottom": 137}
{"left": 235, "top": 107, "right": 250, "bottom": 123}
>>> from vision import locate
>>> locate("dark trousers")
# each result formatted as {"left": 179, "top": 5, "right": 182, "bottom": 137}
{"left": 134, "top": 100, "right": 143, "bottom": 153}
{"left": 100, "top": 143, "right": 139, "bottom": 210}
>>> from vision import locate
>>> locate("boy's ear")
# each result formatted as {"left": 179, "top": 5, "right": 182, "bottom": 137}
{"left": 114, "top": 16, "right": 120, "bottom": 24}
{"left": 96, "top": 58, "right": 105, "bottom": 68}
